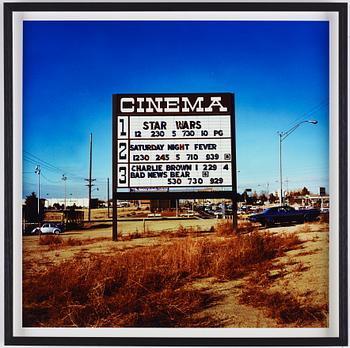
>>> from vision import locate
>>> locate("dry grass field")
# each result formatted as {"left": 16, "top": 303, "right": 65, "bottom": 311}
{"left": 22, "top": 220, "right": 328, "bottom": 328}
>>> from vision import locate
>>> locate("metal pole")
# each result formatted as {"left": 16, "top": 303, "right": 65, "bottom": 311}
{"left": 279, "top": 134, "right": 283, "bottom": 205}
{"left": 38, "top": 170, "right": 41, "bottom": 218}
{"left": 35, "top": 165, "right": 41, "bottom": 222}
{"left": 107, "top": 177, "right": 110, "bottom": 218}
{"left": 278, "top": 120, "right": 317, "bottom": 207}
{"left": 62, "top": 174, "right": 67, "bottom": 210}
{"left": 88, "top": 133, "right": 92, "bottom": 222}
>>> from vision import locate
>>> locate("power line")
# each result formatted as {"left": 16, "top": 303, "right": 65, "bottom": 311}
{"left": 24, "top": 150, "right": 66, "bottom": 173}
{"left": 23, "top": 151, "right": 86, "bottom": 180}
{"left": 41, "top": 173, "right": 61, "bottom": 184}
{"left": 23, "top": 156, "right": 63, "bottom": 175}
{"left": 284, "top": 99, "right": 329, "bottom": 129}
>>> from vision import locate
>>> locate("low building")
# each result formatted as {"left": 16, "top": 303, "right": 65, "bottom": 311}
{"left": 45, "top": 198, "right": 90, "bottom": 208}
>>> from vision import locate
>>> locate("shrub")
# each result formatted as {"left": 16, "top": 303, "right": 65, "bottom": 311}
{"left": 215, "top": 220, "right": 234, "bottom": 236}
{"left": 38, "top": 235, "right": 63, "bottom": 245}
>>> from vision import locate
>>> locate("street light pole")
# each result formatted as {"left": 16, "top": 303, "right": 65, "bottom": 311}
{"left": 279, "top": 133, "right": 283, "bottom": 205}
{"left": 62, "top": 174, "right": 67, "bottom": 210}
{"left": 278, "top": 120, "right": 318, "bottom": 206}
{"left": 35, "top": 165, "right": 41, "bottom": 221}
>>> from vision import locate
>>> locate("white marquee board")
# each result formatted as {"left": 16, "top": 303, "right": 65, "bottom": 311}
{"left": 114, "top": 93, "right": 235, "bottom": 192}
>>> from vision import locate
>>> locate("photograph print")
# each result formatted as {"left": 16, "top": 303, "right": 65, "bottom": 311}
{"left": 4, "top": 4, "right": 346, "bottom": 344}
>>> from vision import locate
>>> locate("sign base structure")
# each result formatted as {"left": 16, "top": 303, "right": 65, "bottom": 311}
{"left": 112, "top": 93, "right": 237, "bottom": 240}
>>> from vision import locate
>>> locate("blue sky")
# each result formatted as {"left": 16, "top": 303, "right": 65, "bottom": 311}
{"left": 23, "top": 20, "right": 329, "bottom": 199}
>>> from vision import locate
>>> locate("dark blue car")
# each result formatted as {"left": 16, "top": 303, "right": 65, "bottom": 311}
{"left": 249, "top": 206, "right": 320, "bottom": 227}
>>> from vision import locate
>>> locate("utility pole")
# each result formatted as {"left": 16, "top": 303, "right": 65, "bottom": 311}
{"left": 62, "top": 174, "right": 67, "bottom": 210}
{"left": 85, "top": 133, "right": 95, "bottom": 222}
{"left": 107, "top": 177, "right": 110, "bottom": 218}
{"left": 279, "top": 132, "right": 283, "bottom": 205}
{"left": 35, "top": 165, "right": 41, "bottom": 224}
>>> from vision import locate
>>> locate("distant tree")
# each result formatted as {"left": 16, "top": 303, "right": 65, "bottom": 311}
{"left": 286, "top": 193, "right": 296, "bottom": 205}
{"left": 268, "top": 193, "right": 277, "bottom": 204}
{"left": 236, "top": 192, "right": 244, "bottom": 202}
{"left": 24, "top": 192, "right": 44, "bottom": 222}
{"left": 301, "top": 187, "right": 310, "bottom": 196}
{"left": 252, "top": 191, "right": 258, "bottom": 204}
{"left": 258, "top": 193, "right": 268, "bottom": 204}
{"left": 53, "top": 203, "right": 63, "bottom": 210}
{"left": 242, "top": 191, "right": 249, "bottom": 203}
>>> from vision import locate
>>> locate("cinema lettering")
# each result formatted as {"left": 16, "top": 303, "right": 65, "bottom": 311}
{"left": 117, "top": 95, "right": 229, "bottom": 114}
{"left": 112, "top": 93, "right": 237, "bottom": 239}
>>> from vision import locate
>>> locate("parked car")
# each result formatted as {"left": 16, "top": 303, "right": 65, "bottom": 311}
{"left": 213, "top": 211, "right": 224, "bottom": 219}
{"left": 249, "top": 205, "right": 320, "bottom": 227}
{"left": 116, "top": 201, "right": 130, "bottom": 208}
{"left": 31, "top": 223, "right": 63, "bottom": 235}
{"left": 147, "top": 213, "right": 161, "bottom": 217}
{"left": 179, "top": 210, "right": 195, "bottom": 218}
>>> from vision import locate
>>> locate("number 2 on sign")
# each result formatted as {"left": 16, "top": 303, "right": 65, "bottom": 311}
{"left": 118, "top": 142, "right": 127, "bottom": 161}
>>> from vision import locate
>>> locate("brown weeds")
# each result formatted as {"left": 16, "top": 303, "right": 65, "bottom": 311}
{"left": 40, "top": 236, "right": 110, "bottom": 250}
{"left": 295, "top": 249, "right": 321, "bottom": 257}
{"left": 24, "top": 231, "right": 302, "bottom": 327}
{"left": 215, "top": 220, "right": 235, "bottom": 236}
{"left": 215, "top": 220, "right": 260, "bottom": 236}
{"left": 38, "top": 235, "right": 63, "bottom": 245}
{"left": 238, "top": 220, "right": 259, "bottom": 234}
{"left": 319, "top": 214, "right": 329, "bottom": 224}
{"left": 240, "top": 287, "right": 327, "bottom": 327}
{"left": 66, "top": 237, "right": 83, "bottom": 246}
{"left": 297, "top": 224, "right": 312, "bottom": 233}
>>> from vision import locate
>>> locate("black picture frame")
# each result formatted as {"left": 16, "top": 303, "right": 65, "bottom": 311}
{"left": 3, "top": 2, "right": 348, "bottom": 346}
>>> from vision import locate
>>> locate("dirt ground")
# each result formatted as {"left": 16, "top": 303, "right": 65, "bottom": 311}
{"left": 190, "top": 223, "right": 329, "bottom": 328}
{"left": 23, "top": 220, "right": 328, "bottom": 328}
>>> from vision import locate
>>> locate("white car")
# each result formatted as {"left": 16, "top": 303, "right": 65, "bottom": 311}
{"left": 147, "top": 213, "right": 162, "bottom": 217}
{"left": 179, "top": 210, "right": 195, "bottom": 218}
{"left": 116, "top": 201, "right": 130, "bottom": 208}
{"left": 31, "top": 223, "right": 62, "bottom": 235}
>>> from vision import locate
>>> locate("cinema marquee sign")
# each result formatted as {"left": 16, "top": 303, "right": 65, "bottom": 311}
{"left": 113, "top": 93, "right": 235, "bottom": 193}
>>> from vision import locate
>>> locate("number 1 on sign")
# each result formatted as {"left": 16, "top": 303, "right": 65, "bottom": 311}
{"left": 118, "top": 117, "right": 128, "bottom": 138}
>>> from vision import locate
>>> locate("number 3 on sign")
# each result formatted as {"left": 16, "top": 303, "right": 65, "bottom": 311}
{"left": 118, "top": 165, "right": 128, "bottom": 187}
